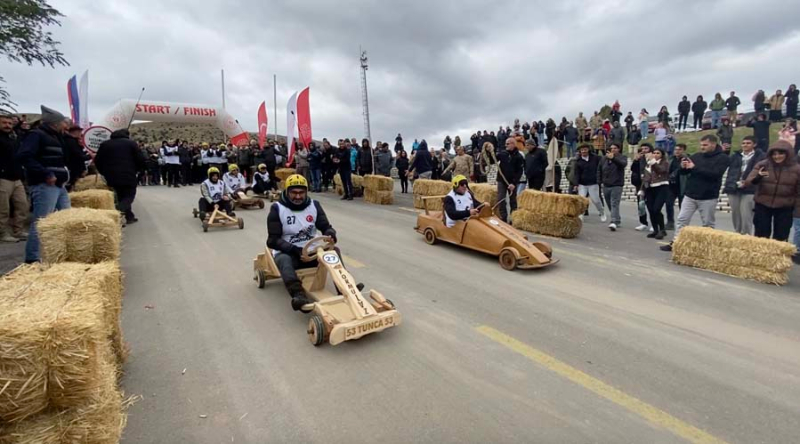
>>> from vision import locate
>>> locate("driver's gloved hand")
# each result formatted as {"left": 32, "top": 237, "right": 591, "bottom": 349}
{"left": 291, "top": 246, "right": 303, "bottom": 258}
{"left": 324, "top": 229, "right": 337, "bottom": 243}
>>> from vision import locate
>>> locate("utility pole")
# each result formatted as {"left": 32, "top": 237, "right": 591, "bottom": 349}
{"left": 273, "top": 74, "right": 278, "bottom": 143}
{"left": 221, "top": 69, "right": 226, "bottom": 109}
{"left": 359, "top": 46, "right": 372, "bottom": 144}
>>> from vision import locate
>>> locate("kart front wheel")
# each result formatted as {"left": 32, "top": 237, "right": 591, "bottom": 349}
{"left": 258, "top": 200, "right": 265, "bottom": 209}
{"left": 499, "top": 248, "right": 517, "bottom": 271}
{"left": 256, "top": 269, "right": 266, "bottom": 288}
{"left": 202, "top": 222, "right": 209, "bottom": 232}
{"left": 424, "top": 228, "right": 437, "bottom": 245}
{"left": 307, "top": 315, "right": 326, "bottom": 346}
{"left": 238, "top": 218, "right": 244, "bottom": 229}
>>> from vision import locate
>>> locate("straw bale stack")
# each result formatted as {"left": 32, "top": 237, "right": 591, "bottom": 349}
{"left": 68, "top": 190, "right": 116, "bottom": 211}
{"left": 511, "top": 210, "right": 583, "bottom": 239}
{"left": 352, "top": 175, "right": 364, "bottom": 190}
{"left": 72, "top": 174, "right": 110, "bottom": 192}
{"left": 518, "top": 189, "right": 588, "bottom": 217}
{"left": 364, "top": 190, "right": 393, "bottom": 205}
{"left": 274, "top": 168, "right": 296, "bottom": 181}
{"left": 672, "top": 227, "right": 796, "bottom": 285}
{"left": 37, "top": 208, "right": 121, "bottom": 264}
{"left": 363, "top": 175, "right": 394, "bottom": 192}
{"left": 332, "top": 174, "right": 364, "bottom": 196}
{"left": 412, "top": 179, "right": 451, "bottom": 210}
{"left": 0, "top": 360, "right": 126, "bottom": 444}
{"left": 0, "top": 262, "right": 124, "bottom": 423}
{"left": 469, "top": 183, "right": 498, "bottom": 208}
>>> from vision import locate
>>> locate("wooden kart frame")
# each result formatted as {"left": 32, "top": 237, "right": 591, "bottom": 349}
{"left": 192, "top": 204, "right": 244, "bottom": 232}
{"left": 253, "top": 237, "right": 401, "bottom": 346}
{"left": 414, "top": 195, "right": 558, "bottom": 270}
{"left": 232, "top": 191, "right": 266, "bottom": 210}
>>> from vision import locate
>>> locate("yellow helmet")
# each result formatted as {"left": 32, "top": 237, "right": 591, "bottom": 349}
{"left": 228, "top": 164, "right": 239, "bottom": 172}
{"left": 284, "top": 174, "right": 308, "bottom": 189}
{"left": 207, "top": 167, "right": 220, "bottom": 177}
{"left": 257, "top": 163, "right": 267, "bottom": 171}
{"left": 452, "top": 174, "right": 468, "bottom": 188}
{"left": 201, "top": 142, "right": 209, "bottom": 148}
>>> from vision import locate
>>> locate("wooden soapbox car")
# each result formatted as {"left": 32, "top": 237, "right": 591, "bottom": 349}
{"left": 415, "top": 196, "right": 558, "bottom": 270}
{"left": 192, "top": 204, "right": 244, "bottom": 232}
{"left": 232, "top": 191, "right": 266, "bottom": 210}
{"left": 251, "top": 190, "right": 281, "bottom": 202}
{"left": 253, "top": 236, "right": 401, "bottom": 346}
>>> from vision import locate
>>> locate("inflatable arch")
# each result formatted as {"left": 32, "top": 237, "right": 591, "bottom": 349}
{"left": 85, "top": 99, "right": 249, "bottom": 151}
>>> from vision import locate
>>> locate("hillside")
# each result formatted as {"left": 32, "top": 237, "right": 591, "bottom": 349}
{"left": 671, "top": 124, "right": 784, "bottom": 154}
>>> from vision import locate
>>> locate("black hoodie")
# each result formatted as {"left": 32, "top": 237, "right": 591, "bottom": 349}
{"left": 266, "top": 193, "right": 336, "bottom": 257}
{"left": 682, "top": 146, "right": 730, "bottom": 200}
{"left": 94, "top": 129, "right": 146, "bottom": 187}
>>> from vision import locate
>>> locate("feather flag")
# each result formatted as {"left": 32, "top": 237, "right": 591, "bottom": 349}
{"left": 285, "top": 91, "right": 298, "bottom": 167}
{"left": 296, "top": 87, "right": 312, "bottom": 147}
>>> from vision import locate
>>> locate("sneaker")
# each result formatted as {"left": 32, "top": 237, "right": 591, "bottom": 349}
{"left": 655, "top": 230, "right": 667, "bottom": 240}
{"left": 608, "top": 223, "right": 617, "bottom": 231}
{"left": 341, "top": 196, "right": 349, "bottom": 200}
{"left": 660, "top": 243, "right": 673, "bottom": 252}
{"left": 13, "top": 232, "right": 27, "bottom": 240}
{"left": 665, "top": 222, "right": 675, "bottom": 231}
{"left": 600, "top": 214, "right": 608, "bottom": 223}
{"left": 649, "top": 226, "right": 655, "bottom": 233}
{"left": 635, "top": 224, "right": 648, "bottom": 231}
{"left": 647, "top": 231, "right": 657, "bottom": 238}
{"left": 1, "top": 234, "right": 19, "bottom": 243}
{"left": 126, "top": 218, "right": 139, "bottom": 224}
{"left": 579, "top": 215, "right": 584, "bottom": 221}
{"left": 291, "top": 295, "right": 314, "bottom": 313}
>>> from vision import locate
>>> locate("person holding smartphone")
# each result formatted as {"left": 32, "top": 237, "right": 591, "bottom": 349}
{"left": 744, "top": 140, "right": 800, "bottom": 241}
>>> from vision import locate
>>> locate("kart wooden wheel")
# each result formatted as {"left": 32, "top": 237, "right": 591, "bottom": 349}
{"left": 192, "top": 208, "right": 198, "bottom": 218}
{"left": 202, "top": 221, "right": 209, "bottom": 232}
{"left": 499, "top": 248, "right": 517, "bottom": 271}
{"left": 307, "top": 315, "right": 326, "bottom": 346}
{"left": 258, "top": 200, "right": 265, "bottom": 209}
{"left": 198, "top": 211, "right": 207, "bottom": 221}
{"left": 384, "top": 298, "right": 395, "bottom": 309}
{"left": 256, "top": 269, "right": 266, "bottom": 289}
{"left": 238, "top": 218, "right": 244, "bottom": 229}
{"left": 424, "top": 228, "right": 437, "bottom": 245}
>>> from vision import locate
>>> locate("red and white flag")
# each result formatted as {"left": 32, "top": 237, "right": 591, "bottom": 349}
{"left": 257, "top": 101, "right": 268, "bottom": 148}
{"left": 286, "top": 91, "right": 298, "bottom": 167}
{"left": 296, "top": 87, "right": 312, "bottom": 147}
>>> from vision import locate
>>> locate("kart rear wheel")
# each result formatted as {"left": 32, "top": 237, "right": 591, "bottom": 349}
{"left": 202, "top": 222, "right": 209, "bottom": 232}
{"left": 192, "top": 208, "right": 198, "bottom": 218}
{"left": 258, "top": 200, "right": 265, "bottom": 209}
{"left": 499, "top": 248, "right": 517, "bottom": 271}
{"left": 424, "top": 228, "right": 437, "bottom": 245}
{"left": 238, "top": 218, "right": 244, "bottom": 229}
{"left": 256, "top": 269, "right": 266, "bottom": 289}
{"left": 199, "top": 211, "right": 207, "bottom": 221}
{"left": 307, "top": 315, "right": 326, "bottom": 346}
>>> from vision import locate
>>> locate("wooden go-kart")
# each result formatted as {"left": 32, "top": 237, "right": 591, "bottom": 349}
{"left": 192, "top": 203, "right": 244, "bottom": 232}
{"left": 252, "top": 190, "right": 281, "bottom": 202}
{"left": 253, "top": 236, "right": 401, "bottom": 346}
{"left": 232, "top": 191, "right": 266, "bottom": 210}
{"left": 414, "top": 196, "right": 558, "bottom": 271}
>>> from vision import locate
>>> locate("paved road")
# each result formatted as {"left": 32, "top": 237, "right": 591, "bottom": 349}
{"left": 120, "top": 184, "right": 800, "bottom": 443}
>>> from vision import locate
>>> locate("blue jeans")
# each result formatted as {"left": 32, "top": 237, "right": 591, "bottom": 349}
{"left": 793, "top": 218, "right": 800, "bottom": 251}
{"left": 711, "top": 110, "right": 722, "bottom": 128}
{"left": 655, "top": 140, "right": 666, "bottom": 150}
{"left": 310, "top": 168, "right": 322, "bottom": 191}
{"left": 639, "top": 122, "right": 648, "bottom": 139}
{"left": 25, "top": 183, "right": 71, "bottom": 262}
{"left": 566, "top": 141, "right": 577, "bottom": 158}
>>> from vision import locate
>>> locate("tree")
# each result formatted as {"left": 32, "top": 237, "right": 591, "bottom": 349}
{"left": 598, "top": 104, "right": 612, "bottom": 121}
{"left": 0, "top": 0, "right": 69, "bottom": 114}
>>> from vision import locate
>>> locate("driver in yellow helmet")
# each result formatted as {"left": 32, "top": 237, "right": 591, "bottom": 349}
{"left": 267, "top": 174, "right": 352, "bottom": 312}
{"left": 443, "top": 174, "right": 483, "bottom": 228}
{"left": 199, "top": 167, "right": 234, "bottom": 216}
{"left": 252, "top": 163, "right": 276, "bottom": 195}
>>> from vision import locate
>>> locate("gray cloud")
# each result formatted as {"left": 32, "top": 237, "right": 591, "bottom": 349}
{"left": 3, "top": 0, "right": 799, "bottom": 146}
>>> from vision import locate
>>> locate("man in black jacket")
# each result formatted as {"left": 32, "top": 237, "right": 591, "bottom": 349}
{"left": 725, "top": 91, "right": 741, "bottom": 125}
{"left": 631, "top": 144, "right": 651, "bottom": 230}
{"left": 574, "top": 144, "right": 606, "bottom": 222}
{"left": 334, "top": 140, "right": 353, "bottom": 200}
{"left": 496, "top": 137, "right": 524, "bottom": 223}
{"left": 524, "top": 140, "right": 548, "bottom": 190}
{"left": 63, "top": 125, "right": 88, "bottom": 191}
{"left": 723, "top": 136, "right": 765, "bottom": 235}
{"left": 0, "top": 114, "right": 28, "bottom": 243}
{"left": 691, "top": 96, "right": 707, "bottom": 130}
{"left": 599, "top": 144, "right": 627, "bottom": 230}
{"left": 15, "top": 105, "right": 71, "bottom": 263}
{"left": 667, "top": 143, "right": 689, "bottom": 228}
{"left": 179, "top": 141, "right": 193, "bottom": 186}
{"left": 677, "top": 96, "right": 691, "bottom": 131}
{"left": 746, "top": 113, "right": 771, "bottom": 152}
{"left": 94, "top": 129, "right": 146, "bottom": 224}
{"left": 661, "top": 135, "right": 730, "bottom": 251}
{"left": 626, "top": 125, "right": 642, "bottom": 155}
{"left": 356, "top": 139, "right": 373, "bottom": 176}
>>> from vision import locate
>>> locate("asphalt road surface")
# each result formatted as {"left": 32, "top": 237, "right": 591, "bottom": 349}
{"left": 120, "top": 184, "right": 800, "bottom": 444}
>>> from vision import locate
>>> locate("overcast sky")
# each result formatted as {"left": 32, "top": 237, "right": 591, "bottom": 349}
{"left": 4, "top": 0, "right": 799, "bottom": 146}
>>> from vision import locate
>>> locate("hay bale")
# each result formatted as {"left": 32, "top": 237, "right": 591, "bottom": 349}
{"left": 0, "top": 262, "right": 124, "bottom": 423}
{"left": 274, "top": 168, "right": 296, "bottom": 181}
{"left": 37, "top": 208, "right": 121, "bottom": 264}
{"left": 0, "top": 360, "right": 126, "bottom": 444}
{"left": 517, "top": 189, "right": 588, "bottom": 217}
{"left": 364, "top": 189, "right": 393, "bottom": 205}
{"left": 412, "top": 179, "right": 450, "bottom": 196}
{"left": 672, "top": 227, "right": 796, "bottom": 285}
{"left": 413, "top": 195, "right": 444, "bottom": 211}
{"left": 68, "top": 190, "right": 116, "bottom": 211}
{"left": 363, "top": 175, "right": 394, "bottom": 191}
{"left": 511, "top": 209, "right": 582, "bottom": 238}
{"left": 470, "top": 183, "right": 498, "bottom": 207}
{"left": 352, "top": 175, "right": 364, "bottom": 189}
{"left": 71, "top": 174, "right": 110, "bottom": 192}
